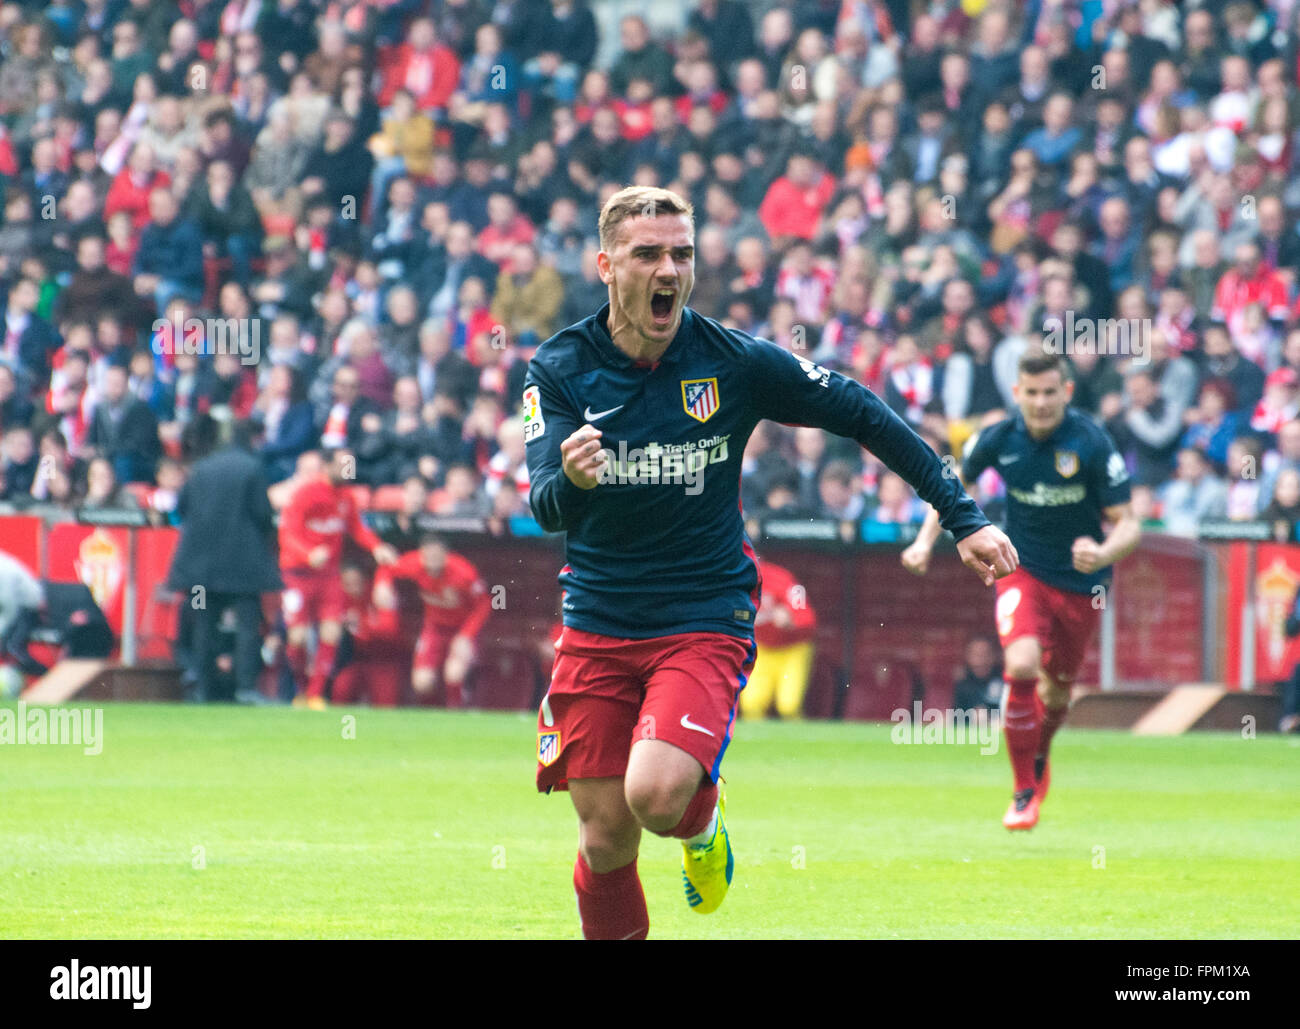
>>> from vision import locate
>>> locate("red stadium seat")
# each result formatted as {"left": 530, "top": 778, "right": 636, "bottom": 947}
{"left": 370, "top": 485, "right": 406, "bottom": 511}
{"left": 844, "top": 661, "right": 918, "bottom": 721}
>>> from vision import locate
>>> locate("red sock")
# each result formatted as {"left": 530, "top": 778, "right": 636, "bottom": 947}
{"left": 307, "top": 639, "right": 337, "bottom": 699}
{"left": 285, "top": 642, "right": 307, "bottom": 692}
{"left": 652, "top": 781, "right": 718, "bottom": 840}
{"left": 1039, "top": 703, "right": 1068, "bottom": 760}
{"left": 1002, "top": 678, "right": 1042, "bottom": 793}
{"left": 573, "top": 853, "right": 648, "bottom": 941}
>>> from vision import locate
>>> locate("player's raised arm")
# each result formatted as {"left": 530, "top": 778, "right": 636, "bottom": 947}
{"left": 522, "top": 363, "right": 602, "bottom": 533}
{"left": 748, "top": 339, "right": 1017, "bottom": 584}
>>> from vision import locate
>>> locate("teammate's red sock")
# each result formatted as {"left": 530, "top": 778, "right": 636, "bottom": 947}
{"left": 1038, "top": 703, "right": 1068, "bottom": 760}
{"left": 285, "top": 642, "right": 308, "bottom": 693}
{"left": 306, "top": 639, "right": 337, "bottom": 699}
{"left": 573, "top": 852, "right": 648, "bottom": 941}
{"left": 652, "top": 781, "right": 718, "bottom": 840}
{"left": 1002, "top": 678, "right": 1042, "bottom": 793}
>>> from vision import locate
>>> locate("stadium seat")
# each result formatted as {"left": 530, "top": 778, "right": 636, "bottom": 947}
{"left": 370, "top": 485, "right": 406, "bottom": 511}
{"left": 844, "top": 662, "right": 920, "bottom": 721}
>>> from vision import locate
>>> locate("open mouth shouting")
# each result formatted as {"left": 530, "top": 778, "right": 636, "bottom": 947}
{"left": 650, "top": 287, "right": 677, "bottom": 326}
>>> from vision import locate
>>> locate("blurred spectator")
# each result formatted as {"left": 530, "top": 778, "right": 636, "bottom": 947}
{"left": 1107, "top": 367, "right": 1181, "bottom": 488}
{"left": 81, "top": 454, "right": 130, "bottom": 508}
{"left": 1160, "top": 447, "right": 1229, "bottom": 536}
{"left": 3, "top": 276, "right": 61, "bottom": 396}
{"left": 1226, "top": 435, "right": 1264, "bottom": 521}
{"left": 86, "top": 363, "right": 160, "bottom": 484}
{"left": 758, "top": 151, "right": 835, "bottom": 246}
{"left": 188, "top": 159, "right": 261, "bottom": 287}
{"left": 1262, "top": 467, "right": 1300, "bottom": 541}
{"left": 816, "top": 459, "right": 864, "bottom": 520}
{"left": 952, "top": 635, "right": 1003, "bottom": 715}
{"left": 1200, "top": 322, "right": 1265, "bottom": 418}
{"left": 255, "top": 364, "right": 316, "bottom": 484}
{"left": 491, "top": 242, "right": 564, "bottom": 345}
{"left": 132, "top": 187, "right": 204, "bottom": 314}
{"left": 1, "top": 426, "right": 38, "bottom": 501}
{"left": 1180, "top": 380, "right": 1242, "bottom": 469}
{"left": 378, "top": 17, "right": 461, "bottom": 114}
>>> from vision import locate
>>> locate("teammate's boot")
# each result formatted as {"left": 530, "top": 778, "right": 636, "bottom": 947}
{"left": 1033, "top": 754, "right": 1051, "bottom": 802}
{"left": 1002, "top": 787, "right": 1040, "bottom": 830}
{"left": 681, "top": 790, "right": 733, "bottom": 914}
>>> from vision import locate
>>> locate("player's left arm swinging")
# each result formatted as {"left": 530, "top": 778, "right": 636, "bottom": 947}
{"left": 1070, "top": 502, "right": 1141, "bottom": 574}
{"left": 749, "top": 340, "right": 1016, "bottom": 586}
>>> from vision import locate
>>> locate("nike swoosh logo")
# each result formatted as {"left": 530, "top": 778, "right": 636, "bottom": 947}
{"left": 998, "top": 455, "right": 1021, "bottom": 465}
{"left": 680, "top": 714, "right": 716, "bottom": 737}
{"left": 584, "top": 404, "right": 624, "bottom": 422}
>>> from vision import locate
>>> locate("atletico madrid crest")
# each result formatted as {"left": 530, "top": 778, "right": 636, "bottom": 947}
{"left": 537, "top": 731, "right": 561, "bottom": 767}
{"left": 1055, "top": 450, "right": 1079, "bottom": 478}
{"left": 681, "top": 378, "right": 720, "bottom": 423}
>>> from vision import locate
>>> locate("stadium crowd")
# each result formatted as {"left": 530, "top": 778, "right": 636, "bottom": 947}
{"left": 3, "top": 0, "right": 1300, "bottom": 539}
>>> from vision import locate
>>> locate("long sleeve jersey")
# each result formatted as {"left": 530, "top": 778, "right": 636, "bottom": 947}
{"left": 524, "top": 303, "right": 990, "bottom": 640}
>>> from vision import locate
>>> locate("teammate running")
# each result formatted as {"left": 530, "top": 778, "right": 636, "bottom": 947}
{"left": 524, "top": 185, "right": 1018, "bottom": 940}
{"left": 901, "top": 350, "right": 1140, "bottom": 829}
{"left": 279, "top": 447, "right": 397, "bottom": 709}
{"left": 373, "top": 534, "right": 491, "bottom": 708}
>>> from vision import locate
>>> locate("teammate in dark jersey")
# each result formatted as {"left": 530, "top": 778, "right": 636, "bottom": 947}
{"left": 902, "top": 350, "right": 1139, "bottom": 829}
{"left": 524, "top": 186, "right": 1018, "bottom": 939}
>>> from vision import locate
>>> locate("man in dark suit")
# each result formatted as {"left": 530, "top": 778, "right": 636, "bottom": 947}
{"left": 86, "top": 363, "right": 161, "bottom": 484}
{"left": 167, "top": 416, "right": 282, "bottom": 703}
{"left": 2, "top": 277, "right": 62, "bottom": 398}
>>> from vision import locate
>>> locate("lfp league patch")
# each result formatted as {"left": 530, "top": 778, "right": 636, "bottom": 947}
{"left": 522, "top": 385, "right": 545, "bottom": 441}
{"left": 537, "top": 730, "right": 561, "bottom": 767}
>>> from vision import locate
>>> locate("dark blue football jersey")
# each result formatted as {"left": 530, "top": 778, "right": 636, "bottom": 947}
{"left": 962, "top": 408, "right": 1132, "bottom": 595}
{"left": 524, "top": 303, "right": 991, "bottom": 640}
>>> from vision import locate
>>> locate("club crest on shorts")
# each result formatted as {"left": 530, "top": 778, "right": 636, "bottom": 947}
{"left": 537, "top": 730, "right": 561, "bottom": 767}
{"left": 681, "top": 378, "right": 720, "bottom": 423}
{"left": 1055, "top": 450, "right": 1079, "bottom": 478}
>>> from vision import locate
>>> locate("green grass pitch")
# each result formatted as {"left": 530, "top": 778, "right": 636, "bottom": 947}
{"left": 2, "top": 702, "right": 1297, "bottom": 939}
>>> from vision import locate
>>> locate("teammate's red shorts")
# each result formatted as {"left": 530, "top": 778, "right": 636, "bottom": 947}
{"left": 994, "top": 567, "right": 1099, "bottom": 684}
{"left": 413, "top": 626, "right": 454, "bottom": 674}
{"left": 281, "top": 569, "right": 348, "bottom": 629}
{"left": 536, "top": 627, "right": 756, "bottom": 793}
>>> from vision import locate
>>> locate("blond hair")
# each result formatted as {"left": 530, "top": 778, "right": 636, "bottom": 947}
{"left": 597, "top": 186, "right": 695, "bottom": 252}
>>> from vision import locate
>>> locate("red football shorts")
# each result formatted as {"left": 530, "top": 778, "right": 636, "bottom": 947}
{"left": 535, "top": 628, "right": 756, "bottom": 793}
{"left": 413, "top": 626, "right": 454, "bottom": 673}
{"left": 994, "top": 567, "right": 1099, "bottom": 684}
{"left": 281, "top": 569, "right": 348, "bottom": 630}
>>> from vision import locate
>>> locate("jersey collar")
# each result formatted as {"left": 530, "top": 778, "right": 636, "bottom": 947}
{"left": 590, "top": 302, "right": 690, "bottom": 368}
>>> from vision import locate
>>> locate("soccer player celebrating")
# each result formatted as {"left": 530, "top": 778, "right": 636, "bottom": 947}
{"left": 373, "top": 533, "right": 491, "bottom": 708}
{"left": 279, "top": 447, "right": 398, "bottom": 709}
{"left": 524, "top": 185, "right": 1017, "bottom": 940}
{"left": 901, "top": 351, "right": 1140, "bottom": 830}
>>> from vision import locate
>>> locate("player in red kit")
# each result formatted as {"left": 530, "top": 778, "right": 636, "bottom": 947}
{"left": 279, "top": 448, "right": 398, "bottom": 709}
{"left": 374, "top": 534, "right": 491, "bottom": 708}
{"left": 740, "top": 559, "right": 817, "bottom": 720}
{"left": 331, "top": 562, "right": 410, "bottom": 708}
